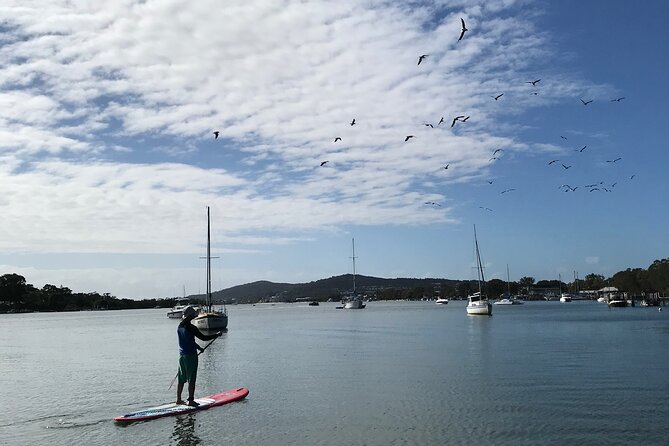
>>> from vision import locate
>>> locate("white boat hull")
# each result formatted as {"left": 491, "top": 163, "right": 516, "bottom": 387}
{"left": 167, "top": 309, "right": 184, "bottom": 319}
{"left": 435, "top": 298, "right": 449, "bottom": 305}
{"left": 467, "top": 300, "right": 492, "bottom": 315}
{"left": 343, "top": 300, "right": 365, "bottom": 309}
{"left": 494, "top": 299, "right": 513, "bottom": 305}
{"left": 193, "top": 312, "right": 228, "bottom": 330}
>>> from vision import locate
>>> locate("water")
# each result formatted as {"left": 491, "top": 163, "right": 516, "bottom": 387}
{"left": 1, "top": 301, "right": 667, "bottom": 445}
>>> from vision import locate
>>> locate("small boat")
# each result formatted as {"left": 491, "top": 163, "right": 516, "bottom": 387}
{"left": 466, "top": 225, "right": 492, "bottom": 316}
{"left": 192, "top": 207, "right": 228, "bottom": 331}
{"left": 308, "top": 301, "right": 319, "bottom": 306}
{"left": 495, "top": 265, "right": 517, "bottom": 306}
{"left": 435, "top": 297, "right": 449, "bottom": 305}
{"left": 166, "top": 299, "right": 193, "bottom": 319}
{"left": 608, "top": 299, "right": 628, "bottom": 308}
{"left": 560, "top": 293, "right": 573, "bottom": 303}
{"left": 597, "top": 297, "right": 607, "bottom": 303}
{"left": 494, "top": 298, "right": 514, "bottom": 305}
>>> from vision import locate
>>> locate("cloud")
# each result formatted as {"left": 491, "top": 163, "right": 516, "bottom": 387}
{"left": 0, "top": 1, "right": 614, "bottom": 297}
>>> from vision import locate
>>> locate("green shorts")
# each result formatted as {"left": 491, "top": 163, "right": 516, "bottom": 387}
{"left": 177, "top": 354, "right": 198, "bottom": 384}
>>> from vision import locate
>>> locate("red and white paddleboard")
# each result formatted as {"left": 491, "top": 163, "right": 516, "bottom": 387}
{"left": 114, "top": 387, "right": 249, "bottom": 423}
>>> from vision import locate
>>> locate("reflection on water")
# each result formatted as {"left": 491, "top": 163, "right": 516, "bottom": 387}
{"left": 171, "top": 414, "right": 200, "bottom": 446}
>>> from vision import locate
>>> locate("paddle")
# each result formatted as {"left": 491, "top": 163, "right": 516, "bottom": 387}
{"left": 168, "top": 333, "right": 221, "bottom": 390}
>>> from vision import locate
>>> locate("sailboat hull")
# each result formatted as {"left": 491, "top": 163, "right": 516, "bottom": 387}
{"left": 343, "top": 300, "right": 365, "bottom": 309}
{"left": 193, "top": 312, "right": 228, "bottom": 330}
{"left": 466, "top": 300, "right": 493, "bottom": 315}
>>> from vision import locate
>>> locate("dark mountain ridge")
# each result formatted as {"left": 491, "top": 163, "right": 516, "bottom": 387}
{"left": 188, "top": 274, "right": 463, "bottom": 304}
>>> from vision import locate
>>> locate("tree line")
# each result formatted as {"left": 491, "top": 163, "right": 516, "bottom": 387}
{"left": 1, "top": 259, "right": 667, "bottom": 312}
{"left": 0, "top": 273, "right": 176, "bottom": 313}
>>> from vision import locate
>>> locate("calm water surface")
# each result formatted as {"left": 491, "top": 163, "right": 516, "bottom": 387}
{"left": 1, "top": 300, "right": 668, "bottom": 445}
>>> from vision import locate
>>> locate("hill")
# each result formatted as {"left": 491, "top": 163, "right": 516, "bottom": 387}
{"left": 188, "top": 274, "right": 462, "bottom": 304}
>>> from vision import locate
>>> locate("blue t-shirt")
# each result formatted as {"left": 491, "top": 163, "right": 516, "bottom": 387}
{"left": 177, "top": 322, "right": 200, "bottom": 355}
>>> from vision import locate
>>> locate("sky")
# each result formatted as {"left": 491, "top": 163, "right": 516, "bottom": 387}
{"left": 1, "top": 0, "right": 668, "bottom": 300}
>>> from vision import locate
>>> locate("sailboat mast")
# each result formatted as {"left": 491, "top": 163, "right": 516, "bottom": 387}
{"left": 351, "top": 238, "right": 357, "bottom": 294}
{"left": 207, "top": 206, "right": 211, "bottom": 310}
{"left": 506, "top": 264, "right": 511, "bottom": 295}
{"left": 474, "top": 225, "right": 484, "bottom": 294}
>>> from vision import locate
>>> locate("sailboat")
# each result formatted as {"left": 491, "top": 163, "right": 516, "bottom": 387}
{"left": 192, "top": 207, "right": 228, "bottom": 331}
{"left": 343, "top": 238, "right": 365, "bottom": 309}
{"left": 466, "top": 225, "right": 492, "bottom": 316}
{"left": 494, "top": 264, "right": 524, "bottom": 305}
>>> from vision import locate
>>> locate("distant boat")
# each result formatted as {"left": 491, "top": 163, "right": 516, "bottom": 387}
{"left": 167, "top": 297, "right": 196, "bottom": 319}
{"left": 495, "top": 264, "right": 523, "bottom": 305}
{"left": 608, "top": 299, "right": 628, "bottom": 308}
{"left": 466, "top": 225, "right": 492, "bottom": 316}
{"left": 597, "top": 297, "right": 607, "bottom": 303}
{"left": 342, "top": 238, "right": 365, "bottom": 310}
{"left": 308, "top": 301, "right": 319, "bottom": 306}
{"left": 435, "top": 297, "right": 449, "bottom": 305}
{"left": 192, "top": 207, "right": 228, "bottom": 331}
{"left": 560, "top": 293, "right": 573, "bottom": 303}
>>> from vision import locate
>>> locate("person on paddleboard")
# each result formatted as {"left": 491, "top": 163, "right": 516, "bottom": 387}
{"left": 177, "top": 306, "right": 222, "bottom": 406}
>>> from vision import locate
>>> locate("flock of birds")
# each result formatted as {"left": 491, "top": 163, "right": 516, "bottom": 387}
{"left": 209, "top": 17, "right": 634, "bottom": 214}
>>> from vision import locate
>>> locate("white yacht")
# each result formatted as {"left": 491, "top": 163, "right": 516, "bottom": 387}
{"left": 192, "top": 207, "right": 228, "bottom": 331}
{"left": 466, "top": 225, "right": 492, "bottom": 316}
{"left": 167, "top": 298, "right": 193, "bottom": 319}
{"left": 560, "top": 293, "right": 573, "bottom": 303}
{"left": 435, "top": 297, "right": 449, "bottom": 305}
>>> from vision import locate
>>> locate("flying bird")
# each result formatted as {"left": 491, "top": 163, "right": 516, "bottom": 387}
{"left": 424, "top": 123, "right": 434, "bottom": 128}
{"left": 461, "top": 116, "right": 470, "bottom": 122}
{"left": 417, "top": 54, "right": 429, "bottom": 65}
{"left": 489, "top": 157, "right": 498, "bottom": 162}
{"left": 451, "top": 116, "right": 465, "bottom": 127}
{"left": 500, "top": 188, "right": 516, "bottom": 194}
{"left": 530, "top": 92, "right": 539, "bottom": 95}
{"left": 561, "top": 164, "right": 572, "bottom": 169}
{"left": 458, "top": 18, "right": 468, "bottom": 41}
{"left": 492, "top": 93, "right": 504, "bottom": 100}
{"left": 607, "top": 157, "right": 622, "bottom": 163}
{"left": 405, "top": 135, "right": 414, "bottom": 142}
{"left": 334, "top": 137, "right": 341, "bottom": 142}
{"left": 630, "top": 174, "right": 635, "bottom": 180}
{"left": 320, "top": 161, "right": 329, "bottom": 167}
{"left": 560, "top": 135, "right": 568, "bottom": 140}
{"left": 213, "top": 131, "right": 219, "bottom": 139}
{"left": 548, "top": 159, "right": 559, "bottom": 165}
{"left": 487, "top": 180, "right": 494, "bottom": 184}
{"left": 479, "top": 206, "right": 493, "bottom": 211}
{"left": 578, "top": 145, "right": 587, "bottom": 152}
{"left": 526, "top": 79, "right": 541, "bottom": 86}
{"left": 611, "top": 97, "right": 625, "bottom": 102}
{"left": 425, "top": 201, "right": 441, "bottom": 206}
{"left": 438, "top": 117, "right": 445, "bottom": 125}
{"left": 350, "top": 118, "right": 356, "bottom": 126}
{"left": 580, "top": 99, "right": 593, "bottom": 105}
{"left": 492, "top": 149, "right": 502, "bottom": 155}
{"left": 443, "top": 164, "right": 450, "bottom": 170}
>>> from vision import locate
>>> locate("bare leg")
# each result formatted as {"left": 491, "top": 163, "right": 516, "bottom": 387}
{"left": 176, "top": 382, "right": 185, "bottom": 405}
{"left": 187, "top": 378, "right": 199, "bottom": 406}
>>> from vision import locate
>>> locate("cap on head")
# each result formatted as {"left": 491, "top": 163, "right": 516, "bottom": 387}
{"left": 182, "top": 306, "right": 197, "bottom": 319}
